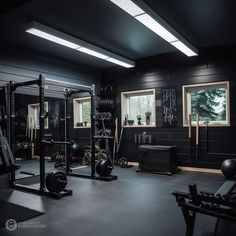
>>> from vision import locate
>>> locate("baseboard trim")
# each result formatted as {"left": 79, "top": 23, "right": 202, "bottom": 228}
{"left": 128, "top": 162, "right": 222, "bottom": 174}
{"left": 178, "top": 166, "right": 221, "bottom": 174}
{"left": 129, "top": 162, "right": 139, "bottom": 167}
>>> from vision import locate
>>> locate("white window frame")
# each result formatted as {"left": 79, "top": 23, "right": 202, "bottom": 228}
{"left": 182, "top": 81, "right": 230, "bottom": 127}
{"left": 73, "top": 97, "right": 91, "bottom": 128}
{"left": 28, "top": 102, "right": 49, "bottom": 129}
{"left": 121, "top": 88, "right": 156, "bottom": 127}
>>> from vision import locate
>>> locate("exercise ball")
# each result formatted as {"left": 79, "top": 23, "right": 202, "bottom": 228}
{"left": 71, "top": 143, "right": 84, "bottom": 157}
{"left": 221, "top": 159, "right": 236, "bottom": 179}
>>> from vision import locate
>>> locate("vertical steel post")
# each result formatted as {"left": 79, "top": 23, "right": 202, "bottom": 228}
{"left": 38, "top": 74, "right": 45, "bottom": 193}
{"left": 64, "top": 89, "right": 71, "bottom": 175}
{"left": 8, "top": 82, "right": 16, "bottom": 187}
{"left": 90, "top": 84, "right": 96, "bottom": 179}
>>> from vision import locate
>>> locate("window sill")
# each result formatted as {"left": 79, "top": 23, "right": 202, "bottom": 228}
{"left": 124, "top": 125, "right": 156, "bottom": 128}
{"left": 74, "top": 126, "right": 91, "bottom": 129}
{"left": 35, "top": 128, "right": 49, "bottom": 130}
{"left": 183, "top": 123, "right": 230, "bottom": 127}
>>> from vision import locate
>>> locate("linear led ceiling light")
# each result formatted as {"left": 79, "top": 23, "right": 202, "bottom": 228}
{"left": 110, "top": 0, "right": 198, "bottom": 57}
{"left": 26, "top": 21, "right": 135, "bottom": 68}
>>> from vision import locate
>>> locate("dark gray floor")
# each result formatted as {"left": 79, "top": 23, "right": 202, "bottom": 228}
{"left": 0, "top": 167, "right": 227, "bottom": 236}
{"left": 15, "top": 159, "right": 91, "bottom": 179}
{"left": 15, "top": 160, "right": 62, "bottom": 179}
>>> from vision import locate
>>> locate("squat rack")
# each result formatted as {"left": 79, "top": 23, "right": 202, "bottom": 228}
{"left": 6, "top": 75, "right": 46, "bottom": 193}
{"left": 6, "top": 74, "right": 96, "bottom": 196}
{"left": 62, "top": 82, "right": 96, "bottom": 179}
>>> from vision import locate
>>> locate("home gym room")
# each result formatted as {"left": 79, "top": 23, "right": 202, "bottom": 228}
{"left": 0, "top": 0, "right": 236, "bottom": 235}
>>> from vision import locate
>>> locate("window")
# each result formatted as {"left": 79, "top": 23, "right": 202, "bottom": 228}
{"left": 73, "top": 97, "right": 91, "bottom": 128}
{"left": 121, "top": 89, "right": 156, "bottom": 127}
{"left": 28, "top": 102, "right": 49, "bottom": 129}
{"left": 182, "top": 81, "right": 230, "bottom": 126}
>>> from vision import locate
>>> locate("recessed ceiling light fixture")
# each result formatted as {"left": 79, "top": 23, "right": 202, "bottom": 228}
{"left": 110, "top": 0, "right": 198, "bottom": 57}
{"left": 26, "top": 21, "right": 135, "bottom": 68}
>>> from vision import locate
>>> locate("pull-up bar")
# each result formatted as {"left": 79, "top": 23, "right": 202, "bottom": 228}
{"left": 7, "top": 76, "right": 93, "bottom": 93}
{"left": 45, "top": 78, "right": 93, "bottom": 92}
{"left": 9, "top": 79, "right": 42, "bottom": 91}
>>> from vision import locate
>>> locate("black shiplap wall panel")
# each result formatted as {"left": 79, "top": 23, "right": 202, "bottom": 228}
{"left": 170, "top": 66, "right": 236, "bottom": 80}
{"left": 0, "top": 63, "right": 98, "bottom": 87}
{"left": 0, "top": 44, "right": 100, "bottom": 81}
{"left": 0, "top": 46, "right": 101, "bottom": 94}
{"left": 102, "top": 47, "right": 236, "bottom": 169}
{"left": 118, "top": 73, "right": 168, "bottom": 85}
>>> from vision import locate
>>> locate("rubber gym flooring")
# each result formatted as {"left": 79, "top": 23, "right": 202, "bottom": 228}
{"left": 15, "top": 159, "right": 91, "bottom": 179}
{"left": 0, "top": 166, "right": 233, "bottom": 236}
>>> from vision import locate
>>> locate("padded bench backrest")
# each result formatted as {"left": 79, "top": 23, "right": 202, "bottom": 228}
{"left": 215, "top": 181, "right": 236, "bottom": 196}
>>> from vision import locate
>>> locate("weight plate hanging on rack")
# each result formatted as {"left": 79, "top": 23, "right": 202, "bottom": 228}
{"left": 96, "top": 159, "right": 112, "bottom": 177}
{"left": 46, "top": 172, "right": 67, "bottom": 193}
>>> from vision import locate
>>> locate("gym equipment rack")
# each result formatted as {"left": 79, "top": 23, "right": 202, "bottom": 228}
{"left": 4, "top": 74, "right": 96, "bottom": 197}
{"left": 62, "top": 85, "right": 97, "bottom": 180}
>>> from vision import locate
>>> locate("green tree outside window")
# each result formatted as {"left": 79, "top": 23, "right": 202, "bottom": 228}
{"left": 191, "top": 88, "right": 226, "bottom": 122}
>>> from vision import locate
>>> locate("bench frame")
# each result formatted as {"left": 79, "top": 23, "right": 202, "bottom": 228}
{"left": 172, "top": 181, "right": 236, "bottom": 236}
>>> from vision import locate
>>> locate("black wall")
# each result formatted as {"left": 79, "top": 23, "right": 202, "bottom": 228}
{"left": 14, "top": 93, "right": 92, "bottom": 155}
{"left": 102, "top": 47, "right": 236, "bottom": 169}
{"left": 14, "top": 94, "right": 64, "bottom": 155}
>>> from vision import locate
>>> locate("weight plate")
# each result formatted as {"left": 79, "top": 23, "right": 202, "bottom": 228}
{"left": 118, "top": 157, "right": 128, "bottom": 168}
{"left": 96, "top": 159, "right": 112, "bottom": 177}
{"left": 46, "top": 172, "right": 67, "bottom": 193}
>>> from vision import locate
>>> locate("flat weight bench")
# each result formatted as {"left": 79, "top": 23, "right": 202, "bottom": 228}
{"left": 213, "top": 181, "right": 236, "bottom": 235}
{"left": 172, "top": 181, "right": 236, "bottom": 236}
{"left": 215, "top": 180, "right": 236, "bottom": 196}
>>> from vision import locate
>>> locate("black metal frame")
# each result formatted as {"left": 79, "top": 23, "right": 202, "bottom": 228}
{"left": 172, "top": 183, "right": 236, "bottom": 236}
{"left": 62, "top": 84, "right": 96, "bottom": 179}
{"left": 7, "top": 75, "right": 46, "bottom": 194}
{"left": 6, "top": 72, "right": 117, "bottom": 195}
{"left": 62, "top": 86, "right": 118, "bottom": 181}
{"left": 5, "top": 74, "right": 97, "bottom": 196}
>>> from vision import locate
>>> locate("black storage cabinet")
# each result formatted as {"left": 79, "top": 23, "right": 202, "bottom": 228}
{"left": 138, "top": 145, "right": 178, "bottom": 175}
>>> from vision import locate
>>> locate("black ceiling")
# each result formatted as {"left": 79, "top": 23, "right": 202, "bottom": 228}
{"left": 0, "top": 0, "right": 235, "bottom": 69}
